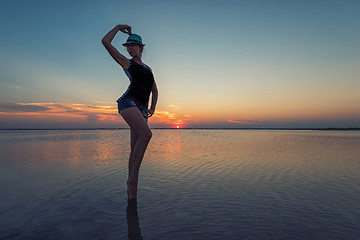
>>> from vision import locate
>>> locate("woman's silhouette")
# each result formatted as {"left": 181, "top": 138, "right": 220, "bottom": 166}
{"left": 102, "top": 24, "right": 158, "bottom": 199}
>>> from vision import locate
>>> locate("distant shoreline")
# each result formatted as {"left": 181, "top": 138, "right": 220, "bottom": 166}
{"left": 1, "top": 128, "right": 359, "bottom": 131}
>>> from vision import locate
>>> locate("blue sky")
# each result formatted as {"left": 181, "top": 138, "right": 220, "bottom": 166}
{"left": 0, "top": 0, "right": 359, "bottom": 128}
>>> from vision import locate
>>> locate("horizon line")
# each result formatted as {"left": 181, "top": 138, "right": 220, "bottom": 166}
{"left": 1, "top": 127, "right": 360, "bottom": 131}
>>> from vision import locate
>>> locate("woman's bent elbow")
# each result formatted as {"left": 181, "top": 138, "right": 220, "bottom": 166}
{"left": 102, "top": 38, "right": 109, "bottom": 47}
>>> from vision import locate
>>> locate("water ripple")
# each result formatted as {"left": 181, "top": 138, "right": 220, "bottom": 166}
{"left": 1, "top": 129, "right": 360, "bottom": 239}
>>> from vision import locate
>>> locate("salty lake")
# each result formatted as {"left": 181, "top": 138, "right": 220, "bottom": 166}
{"left": 1, "top": 129, "right": 360, "bottom": 239}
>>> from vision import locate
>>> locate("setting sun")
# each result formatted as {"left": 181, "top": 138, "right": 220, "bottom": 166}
{"left": 176, "top": 125, "right": 180, "bottom": 129}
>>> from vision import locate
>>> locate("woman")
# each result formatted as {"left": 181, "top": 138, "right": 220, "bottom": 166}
{"left": 102, "top": 24, "right": 158, "bottom": 200}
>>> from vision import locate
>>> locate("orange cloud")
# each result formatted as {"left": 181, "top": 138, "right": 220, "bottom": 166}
{"left": 0, "top": 102, "right": 124, "bottom": 129}
{"left": 227, "top": 119, "right": 257, "bottom": 124}
{"left": 0, "top": 102, "right": 116, "bottom": 121}
{"left": 150, "top": 110, "right": 194, "bottom": 128}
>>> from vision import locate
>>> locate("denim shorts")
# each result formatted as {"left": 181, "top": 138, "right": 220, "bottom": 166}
{"left": 117, "top": 97, "right": 148, "bottom": 118}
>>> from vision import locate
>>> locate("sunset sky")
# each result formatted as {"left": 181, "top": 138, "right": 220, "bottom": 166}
{"left": 1, "top": 0, "right": 359, "bottom": 129}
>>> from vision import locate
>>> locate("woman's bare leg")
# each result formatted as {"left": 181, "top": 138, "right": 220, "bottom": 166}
{"left": 128, "top": 127, "right": 138, "bottom": 178}
{"left": 121, "top": 107, "right": 152, "bottom": 199}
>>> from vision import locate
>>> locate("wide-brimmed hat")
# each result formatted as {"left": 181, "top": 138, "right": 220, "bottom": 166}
{"left": 122, "top": 34, "right": 145, "bottom": 46}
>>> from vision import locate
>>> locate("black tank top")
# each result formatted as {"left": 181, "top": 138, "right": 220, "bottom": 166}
{"left": 119, "top": 59, "right": 154, "bottom": 107}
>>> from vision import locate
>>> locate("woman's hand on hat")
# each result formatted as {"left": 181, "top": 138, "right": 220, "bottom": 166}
{"left": 118, "top": 25, "right": 132, "bottom": 35}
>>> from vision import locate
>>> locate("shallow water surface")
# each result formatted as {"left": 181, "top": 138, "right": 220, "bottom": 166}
{"left": 1, "top": 129, "right": 360, "bottom": 239}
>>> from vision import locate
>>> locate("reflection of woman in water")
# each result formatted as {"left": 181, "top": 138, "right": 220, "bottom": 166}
{"left": 127, "top": 198, "right": 143, "bottom": 239}
{"left": 102, "top": 24, "right": 158, "bottom": 199}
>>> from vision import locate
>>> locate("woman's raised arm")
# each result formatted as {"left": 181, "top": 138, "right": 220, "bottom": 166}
{"left": 102, "top": 24, "right": 131, "bottom": 69}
